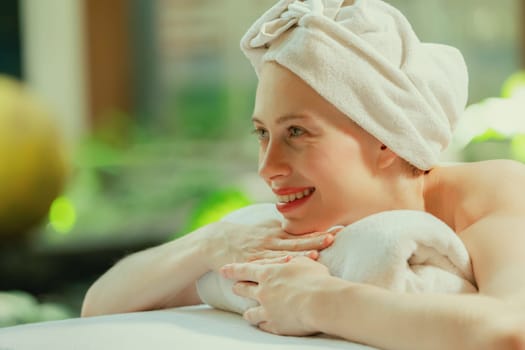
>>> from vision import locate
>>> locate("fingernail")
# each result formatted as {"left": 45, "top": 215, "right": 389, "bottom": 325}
{"left": 308, "top": 251, "right": 319, "bottom": 259}
{"left": 219, "top": 265, "right": 231, "bottom": 278}
{"left": 323, "top": 234, "right": 334, "bottom": 245}
{"left": 327, "top": 225, "right": 344, "bottom": 233}
{"left": 284, "top": 255, "right": 292, "bottom": 262}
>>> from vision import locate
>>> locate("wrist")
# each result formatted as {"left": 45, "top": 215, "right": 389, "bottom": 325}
{"left": 191, "top": 221, "right": 223, "bottom": 271}
{"left": 161, "top": 222, "right": 217, "bottom": 275}
{"left": 303, "top": 276, "right": 359, "bottom": 334}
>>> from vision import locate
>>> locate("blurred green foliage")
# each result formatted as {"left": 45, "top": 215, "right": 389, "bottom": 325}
{"left": 501, "top": 70, "right": 525, "bottom": 98}
{"left": 470, "top": 128, "right": 507, "bottom": 143}
{"left": 174, "top": 188, "right": 251, "bottom": 239}
{"left": 171, "top": 83, "right": 229, "bottom": 139}
{"left": 511, "top": 135, "right": 525, "bottom": 162}
{"left": 37, "top": 123, "right": 257, "bottom": 249}
{"left": 0, "top": 291, "right": 73, "bottom": 327}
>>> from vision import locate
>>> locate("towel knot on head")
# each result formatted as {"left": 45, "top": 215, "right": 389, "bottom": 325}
{"left": 251, "top": 0, "right": 343, "bottom": 48}
{"left": 242, "top": 0, "right": 469, "bottom": 170}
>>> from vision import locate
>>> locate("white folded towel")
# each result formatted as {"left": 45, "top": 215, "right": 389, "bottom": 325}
{"left": 196, "top": 204, "right": 477, "bottom": 315}
{"left": 241, "top": 0, "right": 469, "bottom": 170}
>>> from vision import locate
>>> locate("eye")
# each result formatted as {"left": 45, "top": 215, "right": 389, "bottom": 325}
{"left": 252, "top": 127, "right": 269, "bottom": 140}
{"left": 288, "top": 126, "right": 305, "bottom": 138}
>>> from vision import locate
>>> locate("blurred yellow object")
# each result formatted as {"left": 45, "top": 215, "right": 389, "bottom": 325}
{"left": 0, "top": 76, "right": 69, "bottom": 240}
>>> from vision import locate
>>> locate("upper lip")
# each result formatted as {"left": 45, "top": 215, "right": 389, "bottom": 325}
{"left": 272, "top": 187, "right": 314, "bottom": 195}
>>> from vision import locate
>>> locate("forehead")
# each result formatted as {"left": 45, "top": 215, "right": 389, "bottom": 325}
{"left": 254, "top": 63, "right": 324, "bottom": 115}
{"left": 253, "top": 63, "right": 357, "bottom": 131}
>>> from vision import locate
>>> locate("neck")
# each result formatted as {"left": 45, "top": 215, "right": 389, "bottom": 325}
{"left": 390, "top": 175, "right": 426, "bottom": 211}
{"left": 377, "top": 162, "right": 426, "bottom": 212}
{"left": 422, "top": 167, "right": 456, "bottom": 230}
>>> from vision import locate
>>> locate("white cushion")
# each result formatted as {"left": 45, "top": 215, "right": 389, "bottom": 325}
{"left": 0, "top": 305, "right": 378, "bottom": 349}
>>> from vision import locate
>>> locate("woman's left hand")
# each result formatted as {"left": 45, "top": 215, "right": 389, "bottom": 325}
{"left": 220, "top": 256, "right": 332, "bottom": 336}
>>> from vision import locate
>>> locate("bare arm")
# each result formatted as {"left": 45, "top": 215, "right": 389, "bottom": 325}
{"left": 312, "top": 213, "right": 525, "bottom": 350}
{"left": 224, "top": 213, "right": 525, "bottom": 350}
{"left": 81, "top": 225, "right": 210, "bottom": 317}
{"left": 81, "top": 220, "right": 335, "bottom": 317}
{"left": 310, "top": 276, "right": 524, "bottom": 350}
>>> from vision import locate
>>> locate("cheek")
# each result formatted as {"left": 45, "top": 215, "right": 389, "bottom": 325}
{"left": 317, "top": 136, "right": 362, "bottom": 163}
{"left": 320, "top": 180, "right": 352, "bottom": 210}
{"left": 307, "top": 149, "right": 358, "bottom": 176}
{"left": 312, "top": 151, "right": 370, "bottom": 209}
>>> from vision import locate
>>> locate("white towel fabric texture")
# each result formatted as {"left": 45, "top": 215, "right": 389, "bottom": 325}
{"left": 241, "top": 0, "right": 469, "bottom": 170}
{"left": 197, "top": 204, "right": 477, "bottom": 315}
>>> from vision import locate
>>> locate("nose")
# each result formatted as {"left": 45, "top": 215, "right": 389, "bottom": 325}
{"left": 258, "top": 140, "right": 291, "bottom": 181}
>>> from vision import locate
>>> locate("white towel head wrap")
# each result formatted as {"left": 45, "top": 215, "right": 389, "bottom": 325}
{"left": 241, "top": 0, "right": 469, "bottom": 170}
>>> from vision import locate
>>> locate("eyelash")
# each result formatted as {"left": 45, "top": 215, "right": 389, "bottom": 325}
{"left": 251, "top": 126, "right": 306, "bottom": 140}
{"left": 251, "top": 127, "right": 269, "bottom": 140}
{"left": 288, "top": 126, "right": 305, "bottom": 137}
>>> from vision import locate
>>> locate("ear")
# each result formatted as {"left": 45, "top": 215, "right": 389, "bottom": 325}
{"left": 377, "top": 145, "right": 397, "bottom": 170}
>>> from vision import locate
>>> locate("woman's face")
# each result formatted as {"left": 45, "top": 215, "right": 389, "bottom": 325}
{"left": 252, "top": 63, "right": 385, "bottom": 234}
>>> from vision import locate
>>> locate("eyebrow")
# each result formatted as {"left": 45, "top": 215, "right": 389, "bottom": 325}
{"left": 251, "top": 114, "right": 312, "bottom": 125}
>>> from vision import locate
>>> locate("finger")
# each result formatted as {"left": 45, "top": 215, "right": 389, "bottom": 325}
{"left": 220, "top": 262, "right": 265, "bottom": 282}
{"left": 250, "top": 250, "right": 318, "bottom": 262}
{"left": 288, "top": 255, "right": 329, "bottom": 269}
{"left": 268, "top": 234, "right": 334, "bottom": 251}
{"left": 243, "top": 306, "right": 266, "bottom": 326}
{"left": 233, "top": 281, "right": 258, "bottom": 299}
{"left": 288, "top": 255, "right": 312, "bottom": 263}
{"left": 327, "top": 225, "right": 344, "bottom": 235}
{"left": 249, "top": 255, "right": 293, "bottom": 264}
{"left": 281, "top": 230, "right": 328, "bottom": 239}
{"left": 257, "top": 219, "right": 283, "bottom": 228}
{"left": 258, "top": 321, "right": 277, "bottom": 334}
{"left": 285, "top": 250, "right": 319, "bottom": 260}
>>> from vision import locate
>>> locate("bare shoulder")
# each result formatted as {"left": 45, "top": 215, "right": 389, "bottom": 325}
{"left": 449, "top": 159, "right": 525, "bottom": 182}
{"left": 445, "top": 160, "right": 525, "bottom": 213}
{"left": 445, "top": 160, "right": 525, "bottom": 300}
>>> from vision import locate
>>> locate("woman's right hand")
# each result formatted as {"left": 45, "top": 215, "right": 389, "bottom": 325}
{"left": 201, "top": 220, "right": 336, "bottom": 271}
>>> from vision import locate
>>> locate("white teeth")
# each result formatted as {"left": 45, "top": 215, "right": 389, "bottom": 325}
{"left": 277, "top": 188, "right": 314, "bottom": 203}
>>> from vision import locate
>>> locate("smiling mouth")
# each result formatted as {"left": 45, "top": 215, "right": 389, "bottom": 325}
{"left": 277, "top": 188, "right": 315, "bottom": 203}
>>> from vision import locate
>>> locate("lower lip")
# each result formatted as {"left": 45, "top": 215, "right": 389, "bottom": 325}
{"left": 275, "top": 192, "right": 314, "bottom": 213}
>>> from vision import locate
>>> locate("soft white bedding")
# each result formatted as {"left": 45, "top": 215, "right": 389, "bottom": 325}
{"left": 0, "top": 305, "right": 378, "bottom": 349}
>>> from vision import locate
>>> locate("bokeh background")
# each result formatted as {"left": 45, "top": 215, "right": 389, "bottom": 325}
{"left": 0, "top": 0, "right": 524, "bottom": 326}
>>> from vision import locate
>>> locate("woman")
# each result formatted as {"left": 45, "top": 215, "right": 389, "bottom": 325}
{"left": 82, "top": 1, "right": 525, "bottom": 348}
{"left": 220, "top": 62, "right": 525, "bottom": 350}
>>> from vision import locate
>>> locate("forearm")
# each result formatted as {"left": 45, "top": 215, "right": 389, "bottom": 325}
{"left": 81, "top": 225, "right": 213, "bottom": 317}
{"left": 307, "top": 278, "right": 521, "bottom": 350}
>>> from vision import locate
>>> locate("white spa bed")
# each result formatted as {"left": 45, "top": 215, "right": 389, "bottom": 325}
{"left": 0, "top": 305, "right": 378, "bottom": 349}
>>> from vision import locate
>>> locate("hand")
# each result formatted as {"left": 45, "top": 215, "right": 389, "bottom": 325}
{"left": 203, "top": 220, "right": 335, "bottom": 270}
{"left": 220, "top": 256, "right": 333, "bottom": 336}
